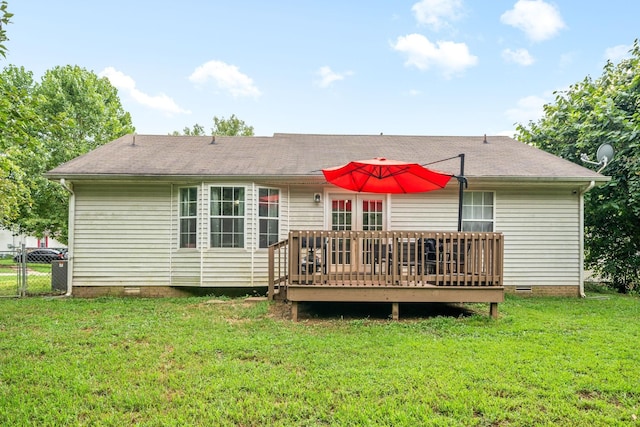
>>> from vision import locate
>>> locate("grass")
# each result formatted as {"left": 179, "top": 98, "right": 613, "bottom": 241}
{"left": 0, "top": 294, "right": 638, "bottom": 426}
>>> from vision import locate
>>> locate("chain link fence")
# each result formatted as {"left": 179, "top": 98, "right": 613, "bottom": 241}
{"left": 0, "top": 245, "right": 68, "bottom": 298}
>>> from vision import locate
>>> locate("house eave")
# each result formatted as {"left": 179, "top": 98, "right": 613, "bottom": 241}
{"left": 471, "top": 176, "right": 610, "bottom": 185}
{"left": 46, "top": 173, "right": 609, "bottom": 186}
{"left": 44, "top": 173, "right": 328, "bottom": 185}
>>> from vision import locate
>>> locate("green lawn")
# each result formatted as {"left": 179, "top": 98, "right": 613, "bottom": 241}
{"left": 0, "top": 294, "right": 638, "bottom": 426}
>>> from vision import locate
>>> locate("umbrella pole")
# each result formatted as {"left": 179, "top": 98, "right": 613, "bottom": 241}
{"left": 457, "top": 153, "right": 465, "bottom": 232}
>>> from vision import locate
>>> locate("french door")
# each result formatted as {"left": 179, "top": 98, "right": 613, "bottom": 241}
{"left": 329, "top": 194, "right": 385, "bottom": 269}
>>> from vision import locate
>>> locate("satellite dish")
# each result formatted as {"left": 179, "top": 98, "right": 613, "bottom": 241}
{"left": 596, "top": 144, "right": 614, "bottom": 164}
{"left": 579, "top": 143, "right": 615, "bottom": 172}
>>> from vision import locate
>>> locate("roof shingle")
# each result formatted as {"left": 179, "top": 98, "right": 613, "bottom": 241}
{"left": 46, "top": 133, "right": 607, "bottom": 181}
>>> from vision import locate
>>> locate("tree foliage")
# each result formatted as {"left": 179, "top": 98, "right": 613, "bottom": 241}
{"left": 0, "top": 1, "right": 12, "bottom": 58}
{"left": 172, "top": 114, "right": 254, "bottom": 136}
{"left": 212, "top": 114, "right": 254, "bottom": 136}
{"left": 517, "top": 40, "right": 640, "bottom": 293}
{"left": 170, "top": 123, "right": 206, "bottom": 136}
{"left": 0, "top": 65, "right": 134, "bottom": 243}
{"left": 0, "top": 67, "right": 43, "bottom": 230}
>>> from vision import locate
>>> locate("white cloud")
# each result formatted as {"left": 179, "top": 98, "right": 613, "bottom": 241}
{"left": 500, "top": 0, "right": 566, "bottom": 42}
{"left": 502, "top": 48, "right": 535, "bottom": 66}
{"left": 99, "top": 67, "right": 190, "bottom": 115}
{"left": 315, "top": 66, "right": 354, "bottom": 88}
{"left": 604, "top": 44, "right": 632, "bottom": 62}
{"left": 412, "top": 0, "right": 464, "bottom": 31}
{"left": 189, "top": 60, "right": 261, "bottom": 98}
{"left": 496, "top": 129, "right": 518, "bottom": 138}
{"left": 505, "top": 94, "right": 548, "bottom": 124}
{"left": 392, "top": 33, "right": 478, "bottom": 78}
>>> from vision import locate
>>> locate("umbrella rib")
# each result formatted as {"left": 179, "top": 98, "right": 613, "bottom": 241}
{"left": 322, "top": 159, "right": 453, "bottom": 194}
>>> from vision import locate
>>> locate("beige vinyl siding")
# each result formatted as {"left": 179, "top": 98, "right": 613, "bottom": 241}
{"left": 289, "top": 186, "right": 325, "bottom": 230}
{"left": 387, "top": 184, "right": 581, "bottom": 288}
{"left": 248, "top": 184, "right": 290, "bottom": 286}
{"left": 496, "top": 187, "right": 580, "bottom": 287}
{"left": 169, "top": 182, "right": 289, "bottom": 287}
{"left": 70, "top": 180, "right": 583, "bottom": 290}
{"left": 389, "top": 187, "right": 459, "bottom": 231}
{"left": 72, "top": 181, "right": 288, "bottom": 288}
{"left": 73, "top": 182, "right": 172, "bottom": 286}
{"left": 169, "top": 184, "right": 203, "bottom": 285}
{"left": 169, "top": 183, "right": 254, "bottom": 287}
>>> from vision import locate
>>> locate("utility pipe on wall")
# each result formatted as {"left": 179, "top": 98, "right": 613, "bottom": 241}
{"left": 59, "top": 178, "right": 74, "bottom": 297}
{"left": 579, "top": 180, "right": 596, "bottom": 298}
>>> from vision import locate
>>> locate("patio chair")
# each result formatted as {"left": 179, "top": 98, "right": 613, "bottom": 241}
{"left": 419, "top": 238, "right": 438, "bottom": 274}
{"left": 300, "top": 236, "right": 326, "bottom": 274}
{"left": 396, "top": 240, "right": 422, "bottom": 275}
{"left": 365, "top": 238, "right": 391, "bottom": 274}
{"left": 440, "top": 238, "right": 469, "bottom": 274}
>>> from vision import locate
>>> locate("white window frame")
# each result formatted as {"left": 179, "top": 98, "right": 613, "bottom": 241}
{"left": 258, "top": 187, "right": 280, "bottom": 249}
{"left": 178, "top": 187, "right": 198, "bottom": 249}
{"left": 462, "top": 191, "right": 495, "bottom": 232}
{"left": 209, "top": 186, "right": 246, "bottom": 248}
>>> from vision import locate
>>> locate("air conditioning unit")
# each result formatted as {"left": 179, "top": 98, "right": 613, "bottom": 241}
{"left": 51, "top": 261, "right": 68, "bottom": 293}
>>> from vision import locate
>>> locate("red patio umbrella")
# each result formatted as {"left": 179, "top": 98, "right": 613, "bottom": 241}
{"left": 321, "top": 157, "right": 453, "bottom": 194}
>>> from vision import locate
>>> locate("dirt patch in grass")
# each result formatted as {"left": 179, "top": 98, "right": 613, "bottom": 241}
{"left": 267, "top": 300, "right": 292, "bottom": 320}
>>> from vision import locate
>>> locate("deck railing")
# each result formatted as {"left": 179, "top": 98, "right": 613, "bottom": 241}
{"left": 269, "top": 230, "right": 503, "bottom": 294}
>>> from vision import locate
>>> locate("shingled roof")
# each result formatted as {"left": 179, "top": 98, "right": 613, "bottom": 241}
{"left": 46, "top": 133, "right": 607, "bottom": 182}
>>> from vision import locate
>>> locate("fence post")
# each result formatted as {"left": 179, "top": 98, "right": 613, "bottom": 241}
{"left": 19, "top": 243, "right": 27, "bottom": 297}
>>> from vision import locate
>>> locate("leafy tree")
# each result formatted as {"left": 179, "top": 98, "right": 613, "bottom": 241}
{"left": 170, "top": 123, "right": 206, "bottom": 136}
{"left": 0, "top": 0, "right": 12, "bottom": 58}
{"left": 172, "top": 114, "right": 254, "bottom": 136}
{"left": 0, "top": 65, "right": 135, "bottom": 243}
{"left": 0, "top": 66, "right": 44, "bottom": 230}
{"left": 517, "top": 40, "right": 640, "bottom": 293}
{"left": 212, "top": 114, "right": 254, "bottom": 136}
{"left": 36, "top": 65, "right": 134, "bottom": 162}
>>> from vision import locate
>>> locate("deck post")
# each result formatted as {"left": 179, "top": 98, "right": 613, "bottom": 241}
{"left": 489, "top": 302, "right": 499, "bottom": 319}
{"left": 291, "top": 301, "right": 299, "bottom": 322}
{"left": 391, "top": 302, "right": 399, "bottom": 320}
{"left": 268, "top": 245, "right": 275, "bottom": 299}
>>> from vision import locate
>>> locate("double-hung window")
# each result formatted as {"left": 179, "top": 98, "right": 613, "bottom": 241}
{"left": 462, "top": 191, "right": 494, "bottom": 232}
{"left": 258, "top": 188, "right": 279, "bottom": 248}
{"left": 210, "top": 186, "right": 245, "bottom": 248}
{"left": 179, "top": 187, "right": 198, "bottom": 248}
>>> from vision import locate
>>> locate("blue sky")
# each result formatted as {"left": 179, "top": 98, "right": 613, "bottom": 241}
{"left": 6, "top": 0, "right": 639, "bottom": 137}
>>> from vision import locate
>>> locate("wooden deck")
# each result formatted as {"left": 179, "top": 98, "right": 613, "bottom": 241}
{"left": 268, "top": 230, "right": 504, "bottom": 320}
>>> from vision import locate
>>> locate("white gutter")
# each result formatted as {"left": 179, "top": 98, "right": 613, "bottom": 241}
{"left": 579, "top": 180, "right": 596, "bottom": 297}
{"left": 59, "top": 179, "right": 74, "bottom": 297}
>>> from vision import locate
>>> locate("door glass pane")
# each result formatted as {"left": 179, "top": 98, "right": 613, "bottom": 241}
{"left": 331, "top": 199, "right": 353, "bottom": 264}
{"left": 331, "top": 199, "right": 352, "bottom": 231}
{"left": 362, "top": 199, "right": 383, "bottom": 231}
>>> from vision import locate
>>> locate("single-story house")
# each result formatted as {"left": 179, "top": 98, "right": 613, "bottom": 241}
{"left": 46, "top": 133, "right": 608, "bottom": 317}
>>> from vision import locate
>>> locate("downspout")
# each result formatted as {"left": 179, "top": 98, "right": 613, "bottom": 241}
{"left": 60, "top": 179, "right": 74, "bottom": 297}
{"left": 169, "top": 184, "right": 174, "bottom": 286}
{"left": 200, "top": 182, "right": 205, "bottom": 286}
{"left": 579, "top": 180, "right": 596, "bottom": 297}
{"left": 251, "top": 182, "right": 255, "bottom": 286}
